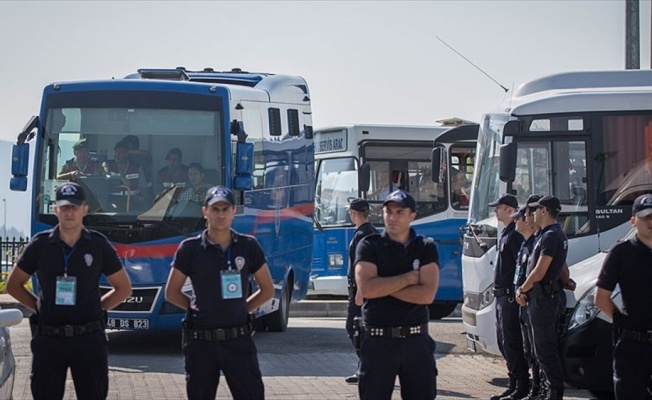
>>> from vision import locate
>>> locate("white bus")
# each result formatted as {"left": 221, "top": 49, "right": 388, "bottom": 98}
{"left": 312, "top": 121, "right": 477, "bottom": 318}
{"left": 462, "top": 70, "right": 652, "bottom": 361}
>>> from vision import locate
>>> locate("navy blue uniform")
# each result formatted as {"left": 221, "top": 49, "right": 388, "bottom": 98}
{"left": 597, "top": 236, "right": 652, "bottom": 399}
{"left": 494, "top": 222, "right": 528, "bottom": 388}
{"left": 525, "top": 223, "right": 567, "bottom": 394}
{"left": 515, "top": 235, "right": 540, "bottom": 392}
{"left": 346, "top": 222, "right": 379, "bottom": 343}
{"left": 16, "top": 227, "right": 123, "bottom": 400}
{"left": 172, "top": 230, "right": 266, "bottom": 400}
{"left": 355, "top": 229, "right": 438, "bottom": 400}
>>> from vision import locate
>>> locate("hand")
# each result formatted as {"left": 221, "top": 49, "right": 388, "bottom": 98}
{"left": 355, "top": 290, "right": 363, "bottom": 306}
{"left": 565, "top": 278, "right": 577, "bottom": 291}
{"left": 515, "top": 288, "right": 528, "bottom": 306}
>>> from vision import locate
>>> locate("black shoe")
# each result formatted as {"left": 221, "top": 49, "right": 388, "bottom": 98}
{"left": 345, "top": 373, "right": 359, "bottom": 384}
{"left": 490, "top": 388, "right": 514, "bottom": 400}
{"left": 502, "top": 388, "right": 530, "bottom": 400}
{"left": 522, "top": 386, "right": 540, "bottom": 400}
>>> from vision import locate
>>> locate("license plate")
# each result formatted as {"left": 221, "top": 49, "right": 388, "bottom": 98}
{"left": 106, "top": 318, "right": 149, "bottom": 330}
{"left": 466, "top": 336, "right": 477, "bottom": 353}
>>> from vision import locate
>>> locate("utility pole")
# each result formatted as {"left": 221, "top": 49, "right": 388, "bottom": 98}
{"left": 626, "top": 0, "right": 640, "bottom": 69}
{"left": 2, "top": 198, "right": 5, "bottom": 240}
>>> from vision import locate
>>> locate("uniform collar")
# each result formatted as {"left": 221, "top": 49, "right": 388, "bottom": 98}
{"left": 630, "top": 235, "right": 652, "bottom": 252}
{"left": 47, "top": 226, "right": 92, "bottom": 245}
{"left": 200, "top": 229, "right": 239, "bottom": 249}
{"left": 381, "top": 227, "right": 417, "bottom": 245}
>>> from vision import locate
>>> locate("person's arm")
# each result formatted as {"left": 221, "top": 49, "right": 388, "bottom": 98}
{"left": 595, "top": 287, "right": 617, "bottom": 319}
{"left": 389, "top": 261, "right": 439, "bottom": 304}
{"left": 101, "top": 268, "right": 132, "bottom": 310}
{"left": 355, "top": 260, "right": 419, "bottom": 299}
{"left": 6, "top": 266, "right": 37, "bottom": 312}
{"left": 165, "top": 268, "right": 192, "bottom": 311}
{"left": 247, "top": 264, "right": 275, "bottom": 312}
{"left": 520, "top": 254, "right": 553, "bottom": 292}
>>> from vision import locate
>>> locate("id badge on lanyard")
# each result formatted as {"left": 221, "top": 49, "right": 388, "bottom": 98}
{"left": 220, "top": 247, "right": 243, "bottom": 299}
{"left": 57, "top": 245, "right": 78, "bottom": 306}
{"left": 56, "top": 276, "right": 77, "bottom": 306}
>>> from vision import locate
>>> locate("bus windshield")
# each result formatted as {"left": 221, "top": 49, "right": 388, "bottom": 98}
{"left": 38, "top": 91, "right": 224, "bottom": 230}
{"left": 468, "top": 114, "right": 505, "bottom": 232}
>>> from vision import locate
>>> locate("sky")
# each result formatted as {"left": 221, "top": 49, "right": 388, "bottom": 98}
{"left": 0, "top": 0, "right": 651, "bottom": 234}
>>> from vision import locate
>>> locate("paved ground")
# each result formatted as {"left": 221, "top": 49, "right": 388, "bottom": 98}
{"left": 0, "top": 294, "right": 596, "bottom": 399}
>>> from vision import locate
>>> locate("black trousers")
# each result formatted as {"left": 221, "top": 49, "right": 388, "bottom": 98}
{"left": 358, "top": 334, "right": 437, "bottom": 400}
{"left": 519, "top": 305, "right": 540, "bottom": 386}
{"left": 527, "top": 296, "right": 564, "bottom": 391}
{"left": 613, "top": 337, "right": 652, "bottom": 399}
{"left": 496, "top": 295, "right": 529, "bottom": 382}
{"left": 345, "top": 299, "right": 361, "bottom": 345}
{"left": 30, "top": 330, "right": 108, "bottom": 400}
{"left": 183, "top": 336, "right": 264, "bottom": 400}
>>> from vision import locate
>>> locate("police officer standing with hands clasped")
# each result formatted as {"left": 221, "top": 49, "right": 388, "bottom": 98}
{"left": 165, "top": 185, "right": 275, "bottom": 400}
{"left": 344, "top": 198, "right": 379, "bottom": 384}
{"left": 355, "top": 190, "right": 439, "bottom": 400}
{"left": 515, "top": 195, "right": 568, "bottom": 400}
{"left": 595, "top": 194, "right": 652, "bottom": 399}
{"left": 488, "top": 194, "right": 529, "bottom": 400}
{"left": 7, "top": 182, "right": 132, "bottom": 400}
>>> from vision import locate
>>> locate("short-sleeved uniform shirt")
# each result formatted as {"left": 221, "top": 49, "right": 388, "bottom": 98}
{"left": 355, "top": 228, "right": 439, "bottom": 327}
{"left": 16, "top": 226, "right": 123, "bottom": 326}
{"left": 515, "top": 235, "right": 536, "bottom": 287}
{"left": 526, "top": 223, "right": 568, "bottom": 282}
{"left": 347, "top": 222, "right": 380, "bottom": 282}
{"left": 172, "top": 229, "right": 266, "bottom": 329}
{"left": 596, "top": 236, "right": 652, "bottom": 331}
{"left": 494, "top": 222, "right": 524, "bottom": 288}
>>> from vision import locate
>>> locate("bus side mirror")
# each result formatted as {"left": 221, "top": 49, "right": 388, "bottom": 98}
{"left": 359, "top": 163, "right": 370, "bottom": 192}
{"left": 431, "top": 147, "right": 443, "bottom": 183}
{"left": 499, "top": 142, "right": 517, "bottom": 183}
{"left": 233, "top": 141, "right": 254, "bottom": 191}
{"left": 10, "top": 143, "right": 29, "bottom": 191}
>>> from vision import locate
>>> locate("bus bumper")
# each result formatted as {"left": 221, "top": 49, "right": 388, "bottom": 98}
{"left": 308, "top": 275, "right": 348, "bottom": 296}
{"left": 462, "top": 301, "right": 500, "bottom": 355}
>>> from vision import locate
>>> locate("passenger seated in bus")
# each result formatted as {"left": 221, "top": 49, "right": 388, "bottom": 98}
{"left": 451, "top": 168, "right": 470, "bottom": 209}
{"left": 177, "top": 163, "right": 212, "bottom": 205}
{"left": 122, "top": 135, "right": 153, "bottom": 201}
{"left": 102, "top": 139, "right": 148, "bottom": 210}
{"left": 57, "top": 138, "right": 101, "bottom": 180}
{"left": 156, "top": 147, "right": 189, "bottom": 194}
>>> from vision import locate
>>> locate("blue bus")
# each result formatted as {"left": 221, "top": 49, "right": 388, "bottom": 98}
{"left": 9, "top": 67, "right": 315, "bottom": 332}
{"left": 311, "top": 122, "right": 478, "bottom": 318}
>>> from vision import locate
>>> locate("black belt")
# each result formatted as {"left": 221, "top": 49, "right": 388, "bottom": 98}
{"left": 493, "top": 286, "right": 514, "bottom": 297}
{"left": 37, "top": 320, "right": 104, "bottom": 337}
{"left": 363, "top": 323, "right": 428, "bottom": 338}
{"left": 184, "top": 323, "right": 252, "bottom": 342}
{"left": 621, "top": 328, "right": 652, "bottom": 344}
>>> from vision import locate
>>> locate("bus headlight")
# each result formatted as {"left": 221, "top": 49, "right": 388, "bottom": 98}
{"left": 328, "top": 254, "right": 344, "bottom": 269}
{"left": 568, "top": 286, "right": 599, "bottom": 330}
{"left": 479, "top": 284, "right": 495, "bottom": 310}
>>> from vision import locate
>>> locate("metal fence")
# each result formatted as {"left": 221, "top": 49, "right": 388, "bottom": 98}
{"left": 1, "top": 237, "right": 28, "bottom": 274}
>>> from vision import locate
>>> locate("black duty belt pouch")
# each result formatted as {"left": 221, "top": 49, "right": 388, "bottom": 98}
{"left": 493, "top": 286, "right": 514, "bottom": 298}
{"left": 528, "top": 280, "right": 561, "bottom": 300}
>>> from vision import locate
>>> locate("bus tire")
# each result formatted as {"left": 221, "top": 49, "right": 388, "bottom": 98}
{"left": 266, "top": 283, "right": 291, "bottom": 332}
{"left": 428, "top": 302, "right": 457, "bottom": 320}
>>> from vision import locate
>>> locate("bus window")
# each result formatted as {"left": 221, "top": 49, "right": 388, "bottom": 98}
{"left": 315, "top": 157, "right": 358, "bottom": 226}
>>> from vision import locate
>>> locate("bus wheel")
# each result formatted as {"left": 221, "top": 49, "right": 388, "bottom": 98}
{"left": 266, "top": 283, "right": 291, "bottom": 332}
{"left": 428, "top": 302, "right": 457, "bottom": 320}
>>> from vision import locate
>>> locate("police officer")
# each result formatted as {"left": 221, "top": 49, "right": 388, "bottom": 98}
{"left": 488, "top": 194, "right": 529, "bottom": 400}
{"left": 355, "top": 190, "right": 439, "bottom": 400}
{"left": 6, "top": 182, "right": 132, "bottom": 400}
{"left": 165, "top": 186, "right": 275, "bottom": 400}
{"left": 510, "top": 196, "right": 542, "bottom": 400}
{"left": 595, "top": 194, "right": 652, "bottom": 399}
{"left": 344, "top": 198, "right": 379, "bottom": 384}
{"left": 516, "top": 195, "right": 568, "bottom": 400}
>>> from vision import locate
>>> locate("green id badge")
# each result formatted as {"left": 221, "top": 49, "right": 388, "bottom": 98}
{"left": 220, "top": 270, "right": 243, "bottom": 299}
{"left": 56, "top": 276, "right": 77, "bottom": 306}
